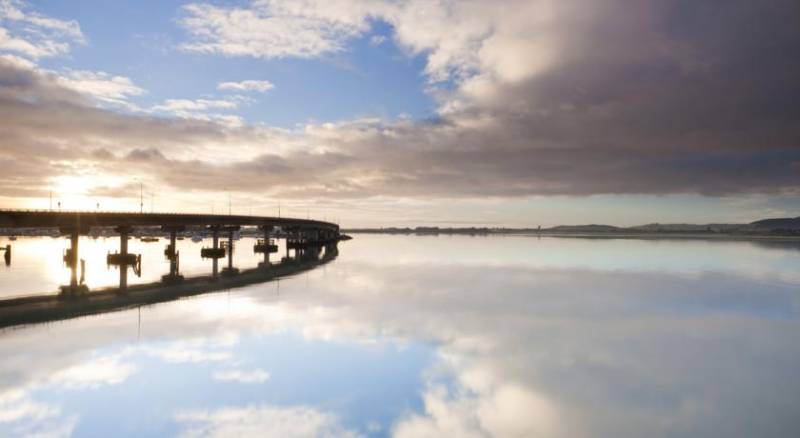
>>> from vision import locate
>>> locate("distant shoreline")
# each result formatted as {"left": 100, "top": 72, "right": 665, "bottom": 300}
{"left": 343, "top": 229, "right": 800, "bottom": 241}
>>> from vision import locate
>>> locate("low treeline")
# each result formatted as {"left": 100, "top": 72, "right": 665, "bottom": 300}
{"left": 344, "top": 216, "right": 800, "bottom": 236}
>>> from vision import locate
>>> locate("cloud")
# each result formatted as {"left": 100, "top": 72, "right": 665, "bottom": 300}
{"left": 0, "top": 389, "right": 59, "bottom": 424}
{"left": 369, "top": 35, "right": 385, "bottom": 46}
{"left": 0, "top": 352, "right": 132, "bottom": 437}
{"left": 48, "top": 355, "right": 136, "bottom": 390}
{"left": 169, "top": 0, "right": 800, "bottom": 200}
{"left": 178, "top": 1, "right": 375, "bottom": 59}
{"left": 0, "top": 0, "right": 83, "bottom": 41}
{"left": 0, "top": 26, "right": 68, "bottom": 58}
{"left": 0, "top": 389, "right": 77, "bottom": 438}
{"left": 1, "top": 238, "right": 800, "bottom": 437}
{"left": 145, "top": 342, "right": 233, "bottom": 364}
{"left": 218, "top": 80, "right": 275, "bottom": 93}
{"left": 142, "top": 334, "right": 240, "bottom": 365}
{"left": 175, "top": 405, "right": 361, "bottom": 438}
{"left": 149, "top": 97, "right": 246, "bottom": 126}
{"left": 0, "top": 0, "right": 84, "bottom": 59}
{"left": 151, "top": 98, "right": 238, "bottom": 113}
{"left": 152, "top": 348, "right": 232, "bottom": 364}
{"left": 393, "top": 382, "right": 559, "bottom": 438}
{"left": 213, "top": 368, "right": 271, "bottom": 384}
{"left": 2, "top": 0, "right": 800, "bottom": 208}
{"left": 55, "top": 70, "right": 145, "bottom": 107}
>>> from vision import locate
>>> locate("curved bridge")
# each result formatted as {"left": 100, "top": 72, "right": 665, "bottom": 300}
{"left": 0, "top": 244, "right": 339, "bottom": 330}
{"left": 0, "top": 209, "right": 343, "bottom": 295}
{"left": 0, "top": 210, "right": 339, "bottom": 232}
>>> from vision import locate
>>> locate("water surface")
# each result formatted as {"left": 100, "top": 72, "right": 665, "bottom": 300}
{"left": 0, "top": 234, "right": 798, "bottom": 437}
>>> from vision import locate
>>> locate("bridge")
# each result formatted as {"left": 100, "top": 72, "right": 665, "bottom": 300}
{"left": 0, "top": 209, "right": 343, "bottom": 295}
{"left": 0, "top": 210, "right": 339, "bottom": 231}
{"left": 0, "top": 244, "right": 338, "bottom": 329}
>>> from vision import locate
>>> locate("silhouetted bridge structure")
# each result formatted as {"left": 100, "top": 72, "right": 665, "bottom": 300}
{"left": 0, "top": 210, "right": 343, "bottom": 296}
{"left": 0, "top": 210, "right": 339, "bottom": 232}
{"left": 0, "top": 244, "right": 338, "bottom": 329}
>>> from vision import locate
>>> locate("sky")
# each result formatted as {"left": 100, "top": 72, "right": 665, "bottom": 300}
{"left": 0, "top": 0, "right": 799, "bottom": 227}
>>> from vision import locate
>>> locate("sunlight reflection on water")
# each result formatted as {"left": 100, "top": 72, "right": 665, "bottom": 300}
{"left": 0, "top": 236, "right": 281, "bottom": 298}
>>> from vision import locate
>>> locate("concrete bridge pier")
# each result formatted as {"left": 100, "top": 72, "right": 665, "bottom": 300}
{"left": 118, "top": 226, "right": 129, "bottom": 290}
{"left": 1, "top": 244, "right": 10, "bottom": 266}
{"left": 255, "top": 225, "right": 275, "bottom": 268}
{"left": 200, "top": 226, "right": 226, "bottom": 280}
{"left": 212, "top": 227, "right": 219, "bottom": 278}
{"left": 262, "top": 226, "right": 269, "bottom": 266}
{"left": 296, "top": 231, "right": 303, "bottom": 259}
{"left": 69, "top": 231, "right": 79, "bottom": 288}
{"left": 59, "top": 226, "right": 90, "bottom": 295}
{"left": 222, "top": 226, "right": 240, "bottom": 276}
{"left": 105, "top": 226, "right": 142, "bottom": 292}
{"left": 285, "top": 230, "right": 291, "bottom": 259}
{"left": 162, "top": 225, "right": 185, "bottom": 283}
{"left": 227, "top": 228, "right": 234, "bottom": 272}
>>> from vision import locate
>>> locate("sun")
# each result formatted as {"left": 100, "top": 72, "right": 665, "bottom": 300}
{"left": 51, "top": 175, "right": 96, "bottom": 197}
{"left": 48, "top": 174, "right": 130, "bottom": 211}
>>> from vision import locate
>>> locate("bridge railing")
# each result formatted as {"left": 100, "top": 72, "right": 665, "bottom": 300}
{"left": 0, "top": 208, "right": 225, "bottom": 215}
{"left": 0, "top": 209, "right": 338, "bottom": 227}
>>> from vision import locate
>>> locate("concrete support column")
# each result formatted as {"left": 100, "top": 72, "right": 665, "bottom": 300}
{"left": 212, "top": 228, "right": 219, "bottom": 278}
{"left": 169, "top": 230, "right": 178, "bottom": 276}
{"left": 263, "top": 226, "right": 270, "bottom": 265}
{"left": 227, "top": 228, "right": 234, "bottom": 271}
{"left": 60, "top": 225, "right": 89, "bottom": 295}
{"left": 119, "top": 228, "right": 129, "bottom": 290}
{"left": 161, "top": 225, "right": 184, "bottom": 282}
{"left": 169, "top": 230, "right": 177, "bottom": 253}
{"left": 69, "top": 231, "right": 79, "bottom": 289}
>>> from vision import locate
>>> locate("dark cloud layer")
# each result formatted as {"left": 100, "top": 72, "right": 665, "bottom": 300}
{"left": 1, "top": 0, "right": 799, "bottom": 201}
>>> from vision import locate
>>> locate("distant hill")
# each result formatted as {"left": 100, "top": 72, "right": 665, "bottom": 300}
{"left": 547, "top": 224, "right": 622, "bottom": 232}
{"left": 344, "top": 216, "right": 800, "bottom": 236}
{"left": 750, "top": 217, "right": 800, "bottom": 230}
{"left": 630, "top": 223, "right": 746, "bottom": 232}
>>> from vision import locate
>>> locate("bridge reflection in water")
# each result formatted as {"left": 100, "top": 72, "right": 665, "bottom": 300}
{"left": 0, "top": 210, "right": 345, "bottom": 329}
{"left": 0, "top": 241, "right": 338, "bottom": 329}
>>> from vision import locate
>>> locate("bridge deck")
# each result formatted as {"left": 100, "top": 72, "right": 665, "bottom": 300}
{"left": 0, "top": 210, "right": 338, "bottom": 232}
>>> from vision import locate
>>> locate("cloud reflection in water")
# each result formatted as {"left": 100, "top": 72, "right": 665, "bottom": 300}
{"left": 0, "top": 235, "right": 798, "bottom": 437}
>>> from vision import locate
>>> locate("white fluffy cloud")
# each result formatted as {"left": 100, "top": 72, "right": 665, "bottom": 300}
{"left": 394, "top": 382, "right": 559, "bottom": 438}
{"left": 213, "top": 368, "right": 271, "bottom": 384}
{"left": 0, "top": 389, "right": 77, "bottom": 438}
{"left": 0, "top": 0, "right": 83, "bottom": 40}
{"left": 55, "top": 70, "right": 145, "bottom": 107}
{"left": 49, "top": 355, "right": 136, "bottom": 390}
{"left": 0, "top": 26, "right": 68, "bottom": 58}
{"left": 0, "top": 351, "right": 134, "bottom": 437}
{"left": 218, "top": 80, "right": 275, "bottom": 93}
{"left": 149, "top": 98, "right": 244, "bottom": 126}
{"left": 178, "top": 0, "right": 554, "bottom": 88}
{"left": 175, "top": 405, "right": 361, "bottom": 438}
{"left": 0, "top": 0, "right": 84, "bottom": 59}
{"left": 179, "top": 1, "right": 374, "bottom": 59}
{"left": 152, "top": 98, "right": 238, "bottom": 113}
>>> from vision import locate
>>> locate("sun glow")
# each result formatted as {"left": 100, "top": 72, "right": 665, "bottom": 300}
{"left": 48, "top": 174, "right": 132, "bottom": 211}
{"left": 52, "top": 175, "right": 95, "bottom": 196}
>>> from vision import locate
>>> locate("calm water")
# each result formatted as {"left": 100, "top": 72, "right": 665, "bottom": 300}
{"left": 0, "top": 234, "right": 799, "bottom": 437}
